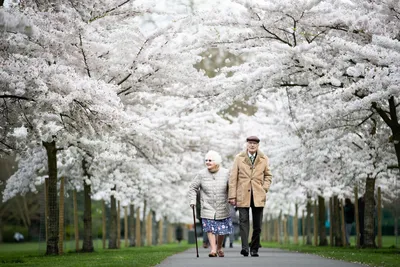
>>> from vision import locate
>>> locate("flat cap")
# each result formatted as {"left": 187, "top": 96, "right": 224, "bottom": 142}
{"left": 246, "top": 136, "right": 260, "bottom": 143}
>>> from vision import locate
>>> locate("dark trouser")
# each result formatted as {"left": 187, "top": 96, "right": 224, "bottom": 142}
{"left": 238, "top": 194, "right": 263, "bottom": 252}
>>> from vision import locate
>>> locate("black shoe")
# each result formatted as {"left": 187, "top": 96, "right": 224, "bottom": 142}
{"left": 229, "top": 243, "right": 233, "bottom": 248}
{"left": 250, "top": 250, "right": 259, "bottom": 257}
{"left": 240, "top": 249, "right": 249, "bottom": 257}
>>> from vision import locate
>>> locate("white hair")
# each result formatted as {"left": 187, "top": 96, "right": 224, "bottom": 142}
{"left": 204, "top": 150, "right": 222, "bottom": 165}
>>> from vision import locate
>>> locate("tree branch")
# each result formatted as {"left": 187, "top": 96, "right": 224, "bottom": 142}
{"left": 371, "top": 101, "right": 394, "bottom": 129}
{"left": 388, "top": 96, "right": 399, "bottom": 128}
{"left": 89, "top": 0, "right": 136, "bottom": 22}
{"left": 116, "top": 39, "right": 149, "bottom": 86}
{"left": 0, "top": 95, "right": 35, "bottom": 101}
{"left": 79, "top": 33, "right": 91, "bottom": 78}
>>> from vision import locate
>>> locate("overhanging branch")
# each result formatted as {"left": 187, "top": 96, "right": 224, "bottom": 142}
{"left": 0, "top": 95, "right": 35, "bottom": 101}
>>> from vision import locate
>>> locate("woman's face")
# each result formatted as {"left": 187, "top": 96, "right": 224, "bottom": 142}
{"left": 205, "top": 158, "right": 217, "bottom": 169}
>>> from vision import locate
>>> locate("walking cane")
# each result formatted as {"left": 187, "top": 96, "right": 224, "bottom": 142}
{"left": 192, "top": 205, "right": 199, "bottom": 257}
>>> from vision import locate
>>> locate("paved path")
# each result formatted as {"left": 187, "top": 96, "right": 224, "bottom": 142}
{"left": 156, "top": 245, "right": 365, "bottom": 267}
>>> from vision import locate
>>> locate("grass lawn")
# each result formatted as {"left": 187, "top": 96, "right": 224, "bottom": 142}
{"left": 261, "top": 236, "right": 400, "bottom": 267}
{"left": 0, "top": 241, "right": 192, "bottom": 267}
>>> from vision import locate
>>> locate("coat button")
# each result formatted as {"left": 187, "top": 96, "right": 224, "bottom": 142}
{"left": 248, "top": 190, "right": 251, "bottom": 192}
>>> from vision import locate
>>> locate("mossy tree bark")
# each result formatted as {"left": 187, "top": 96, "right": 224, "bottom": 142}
{"left": 43, "top": 140, "right": 58, "bottom": 255}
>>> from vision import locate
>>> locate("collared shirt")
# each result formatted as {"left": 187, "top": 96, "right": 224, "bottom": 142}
{"left": 248, "top": 152, "right": 257, "bottom": 164}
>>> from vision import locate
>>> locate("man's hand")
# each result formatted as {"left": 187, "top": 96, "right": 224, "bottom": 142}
{"left": 190, "top": 204, "right": 195, "bottom": 208}
{"left": 229, "top": 199, "right": 236, "bottom": 206}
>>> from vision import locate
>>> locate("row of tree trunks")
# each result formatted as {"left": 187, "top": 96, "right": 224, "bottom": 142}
{"left": 41, "top": 139, "right": 175, "bottom": 254}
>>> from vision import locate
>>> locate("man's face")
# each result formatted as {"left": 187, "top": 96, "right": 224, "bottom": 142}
{"left": 247, "top": 141, "right": 259, "bottom": 154}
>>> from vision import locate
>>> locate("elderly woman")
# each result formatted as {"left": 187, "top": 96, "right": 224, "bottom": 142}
{"left": 189, "top": 150, "right": 233, "bottom": 257}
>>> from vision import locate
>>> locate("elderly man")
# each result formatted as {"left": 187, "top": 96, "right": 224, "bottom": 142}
{"left": 229, "top": 136, "right": 272, "bottom": 257}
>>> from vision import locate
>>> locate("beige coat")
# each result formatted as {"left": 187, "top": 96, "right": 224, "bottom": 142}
{"left": 229, "top": 150, "right": 272, "bottom": 207}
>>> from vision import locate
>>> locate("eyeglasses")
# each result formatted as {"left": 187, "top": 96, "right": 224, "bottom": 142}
{"left": 247, "top": 142, "right": 259, "bottom": 145}
{"left": 205, "top": 159, "right": 214, "bottom": 162}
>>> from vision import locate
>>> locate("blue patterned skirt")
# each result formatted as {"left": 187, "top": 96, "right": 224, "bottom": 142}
{"left": 202, "top": 217, "right": 233, "bottom": 235}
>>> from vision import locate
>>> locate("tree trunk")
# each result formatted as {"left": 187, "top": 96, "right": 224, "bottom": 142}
{"left": 167, "top": 221, "right": 173, "bottom": 243}
{"left": 354, "top": 186, "right": 360, "bottom": 248}
{"left": 158, "top": 218, "right": 164, "bottom": 245}
{"left": 283, "top": 216, "right": 288, "bottom": 244}
{"left": 146, "top": 211, "right": 152, "bottom": 246}
{"left": 333, "top": 195, "right": 343, "bottom": 246}
{"left": 117, "top": 201, "right": 121, "bottom": 248}
{"left": 318, "top": 196, "right": 327, "bottom": 246}
{"left": 302, "top": 210, "right": 306, "bottom": 244}
{"left": 0, "top": 217, "right": 3, "bottom": 243}
{"left": 129, "top": 204, "right": 135, "bottom": 246}
{"left": 363, "top": 177, "right": 377, "bottom": 248}
{"left": 58, "top": 177, "right": 65, "bottom": 255}
{"left": 108, "top": 194, "right": 117, "bottom": 249}
{"left": 73, "top": 190, "right": 79, "bottom": 251}
{"left": 329, "top": 197, "right": 333, "bottom": 246}
{"left": 102, "top": 200, "right": 106, "bottom": 249}
{"left": 124, "top": 206, "right": 128, "bottom": 247}
{"left": 377, "top": 187, "right": 382, "bottom": 248}
{"left": 341, "top": 199, "right": 346, "bottom": 247}
{"left": 142, "top": 200, "right": 147, "bottom": 246}
{"left": 274, "top": 218, "right": 279, "bottom": 242}
{"left": 136, "top": 207, "right": 141, "bottom": 246}
{"left": 306, "top": 198, "right": 312, "bottom": 245}
{"left": 293, "top": 204, "right": 298, "bottom": 245}
{"left": 268, "top": 217, "right": 273, "bottom": 242}
{"left": 313, "top": 200, "right": 318, "bottom": 246}
{"left": 45, "top": 179, "right": 49, "bottom": 242}
{"left": 262, "top": 219, "right": 267, "bottom": 241}
{"left": 43, "top": 140, "right": 59, "bottom": 255}
{"left": 82, "top": 179, "right": 93, "bottom": 252}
